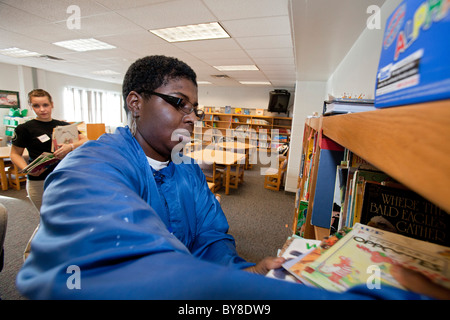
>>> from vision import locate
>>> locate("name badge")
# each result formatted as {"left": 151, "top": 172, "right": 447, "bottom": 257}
{"left": 37, "top": 134, "right": 50, "bottom": 143}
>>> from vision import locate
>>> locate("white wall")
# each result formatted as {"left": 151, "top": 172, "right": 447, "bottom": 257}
{"left": 326, "top": 0, "right": 402, "bottom": 98}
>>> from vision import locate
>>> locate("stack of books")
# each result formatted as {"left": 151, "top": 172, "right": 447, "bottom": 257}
{"left": 323, "top": 98, "right": 375, "bottom": 115}
{"left": 267, "top": 223, "right": 450, "bottom": 293}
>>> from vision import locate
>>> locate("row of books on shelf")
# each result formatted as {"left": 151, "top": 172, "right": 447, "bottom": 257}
{"left": 203, "top": 106, "right": 266, "bottom": 115}
{"left": 295, "top": 143, "right": 449, "bottom": 248}
{"left": 267, "top": 223, "right": 450, "bottom": 293}
{"left": 205, "top": 117, "right": 272, "bottom": 125}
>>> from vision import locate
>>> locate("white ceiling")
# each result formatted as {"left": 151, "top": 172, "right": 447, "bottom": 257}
{"left": 0, "top": 0, "right": 385, "bottom": 89}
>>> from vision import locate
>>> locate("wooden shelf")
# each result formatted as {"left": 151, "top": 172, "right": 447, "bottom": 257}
{"left": 293, "top": 99, "right": 450, "bottom": 240}
{"left": 321, "top": 99, "right": 450, "bottom": 213}
{"left": 195, "top": 112, "right": 292, "bottom": 150}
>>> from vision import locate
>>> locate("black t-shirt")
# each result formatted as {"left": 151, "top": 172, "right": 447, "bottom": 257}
{"left": 12, "top": 119, "right": 70, "bottom": 180}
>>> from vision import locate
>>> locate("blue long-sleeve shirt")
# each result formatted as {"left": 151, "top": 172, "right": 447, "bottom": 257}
{"left": 16, "top": 127, "right": 426, "bottom": 300}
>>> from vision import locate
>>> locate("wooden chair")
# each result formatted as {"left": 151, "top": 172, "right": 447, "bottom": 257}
{"left": 7, "top": 163, "right": 27, "bottom": 191}
{"left": 225, "top": 163, "right": 244, "bottom": 189}
{"left": 199, "top": 162, "right": 223, "bottom": 193}
{"left": 264, "top": 157, "right": 288, "bottom": 191}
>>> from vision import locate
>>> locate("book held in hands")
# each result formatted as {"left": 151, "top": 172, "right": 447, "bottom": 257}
{"left": 20, "top": 152, "right": 59, "bottom": 175}
{"left": 283, "top": 224, "right": 450, "bottom": 293}
{"left": 51, "top": 122, "right": 80, "bottom": 152}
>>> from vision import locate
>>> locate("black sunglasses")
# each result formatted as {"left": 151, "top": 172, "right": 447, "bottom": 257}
{"left": 149, "top": 91, "right": 205, "bottom": 120}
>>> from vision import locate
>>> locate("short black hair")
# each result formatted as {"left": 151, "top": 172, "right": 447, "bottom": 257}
{"left": 122, "top": 55, "right": 197, "bottom": 115}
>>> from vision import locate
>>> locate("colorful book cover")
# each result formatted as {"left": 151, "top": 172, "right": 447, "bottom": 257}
{"left": 21, "top": 152, "right": 59, "bottom": 175}
{"left": 51, "top": 122, "right": 80, "bottom": 152}
{"left": 301, "top": 223, "right": 450, "bottom": 292}
{"left": 266, "top": 237, "right": 321, "bottom": 283}
{"left": 286, "top": 228, "right": 352, "bottom": 285}
{"left": 295, "top": 201, "right": 308, "bottom": 237}
{"left": 360, "top": 182, "right": 450, "bottom": 247}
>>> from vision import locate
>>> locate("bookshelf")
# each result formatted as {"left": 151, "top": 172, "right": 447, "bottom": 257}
{"left": 194, "top": 112, "right": 292, "bottom": 152}
{"left": 294, "top": 99, "right": 450, "bottom": 240}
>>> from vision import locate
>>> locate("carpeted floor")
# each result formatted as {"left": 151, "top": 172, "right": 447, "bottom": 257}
{"left": 0, "top": 163, "right": 295, "bottom": 300}
{"left": 0, "top": 188, "right": 39, "bottom": 300}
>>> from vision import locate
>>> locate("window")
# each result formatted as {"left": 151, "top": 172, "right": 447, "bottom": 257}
{"left": 63, "top": 87, "right": 126, "bottom": 129}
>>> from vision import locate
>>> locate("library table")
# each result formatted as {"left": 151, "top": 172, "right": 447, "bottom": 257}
{"left": 0, "top": 146, "right": 28, "bottom": 191}
{"left": 186, "top": 149, "right": 246, "bottom": 195}
{"left": 216, "top": 141, "right": 256, "bottom": 169}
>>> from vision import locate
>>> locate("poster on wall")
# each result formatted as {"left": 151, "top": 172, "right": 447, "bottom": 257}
{"left": 0, "top": 90, "right": 20, "bottom": 108}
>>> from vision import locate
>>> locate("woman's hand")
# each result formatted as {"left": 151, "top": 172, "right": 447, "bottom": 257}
{"left": 53, "top": 143, "right": 73, "bottom": 159}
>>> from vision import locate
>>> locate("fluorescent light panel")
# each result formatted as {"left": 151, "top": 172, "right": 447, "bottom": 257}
{"left": 214, "top": 65, "right": 259, "bottom": 71}
{"left": 0, "top": 47, "right": 40, "bottom": 58}
{"left": 239, "top": 81, "right": 272, "bottom": 85}
{"left": 92, "top": 70, "right": 121, "bottom": 75}
{"left": 149, "top": 22, "right": 230, "bottom": 42}
{"left": 53, "top": 38, "right": 116, "bottom": 52}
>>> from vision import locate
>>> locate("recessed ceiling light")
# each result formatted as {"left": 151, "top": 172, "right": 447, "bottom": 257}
{"left": 239, "top": 81, "right": 272, "bottom": 85}
{"left": 149, "top": 22, "right": 230, "bottom": 42}
{"left": 214, "top": 65, "right": 259, "bottom": 71}
{"left": 92, "top": 70, "right": 121, "bottom": 75}
{"left": 0, "top": 47, "right": 40, "bottom": 58}
{"left": 197, "top": 81, "right": 212, "bottom": 85}
{"left": 53, "top": 38, "right": 116, "bottom": 52}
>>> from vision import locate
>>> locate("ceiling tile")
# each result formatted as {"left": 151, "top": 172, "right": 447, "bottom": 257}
{"left": 0, "top": 3, "right": 51, "bottom": 30}
{"left": 235, "top": 35, "right": 293, "bottom": 50}
{"left": 221, "top": 16, "right": 291, "bottom": 38}
{"left": 203, "top": 0, "right": 289, "bottom": 20}
{"left": 116, "top": 0, "right": 216, "bottom": 30}
{"left": 246, "top": 48, "right": 294, "bottom": 59}
{"left": 1, "top": 0, "right": 109, "bottom": 22}
{"left": 190, "top": 50, "right": 249, "bottom": 61}
{"left": 173, "top": 38, "right": 241, "bottom": 52}
{"left": 94, "top": 0, "right": 169, "bottom": 10}
{"left": 54, "top": 12, "right": 144, "bottom": 38}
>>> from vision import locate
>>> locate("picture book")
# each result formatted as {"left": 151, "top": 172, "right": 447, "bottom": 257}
{"left": 266, "top": 237, "right": 321, "bottom": 283}
{"left": 285, "top": 228, "right": 352, "bottom": 285}
{"left": 20, "top": 152, "right": 59, "bottom": 175}
{"left": 360, "top": 182, "right": 450, "bottom": 247}
{"left": 51, "top": 122, "right": 80, "bottom": 152}
{"left": 301, "top": 223, "right": 450, "bottom": 292}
